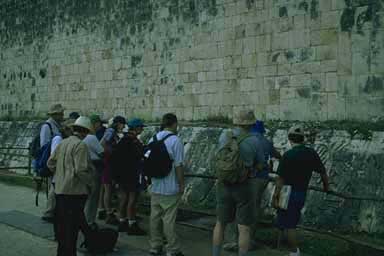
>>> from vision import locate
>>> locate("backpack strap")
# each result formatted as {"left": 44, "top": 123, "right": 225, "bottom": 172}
{"left": 236, "top": 133, "right": 254, "bottom": 145}
{"left": 44, "top": 122, "right": 54, "bottom": 138}
{"left": 160, "top": 133, "right": 175, "bottom": 142}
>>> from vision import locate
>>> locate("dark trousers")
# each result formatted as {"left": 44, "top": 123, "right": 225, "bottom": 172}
{"left": 55, "top": 194, "right": 88, "bottom": 256}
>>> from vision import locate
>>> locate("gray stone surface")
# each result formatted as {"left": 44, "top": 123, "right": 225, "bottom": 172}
{"left": 0, "top": 0, "right": 383, "bottom": 121}
{"left": 1, "top": 121, "right": 384, "bottom": 234}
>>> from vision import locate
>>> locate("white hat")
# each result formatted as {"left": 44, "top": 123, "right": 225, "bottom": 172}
{"left": 72, "top": 116, "right": 92, "bottom": 131}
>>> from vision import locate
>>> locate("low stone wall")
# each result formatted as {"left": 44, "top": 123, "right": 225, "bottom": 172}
{"left": 1, "top": 121, "right": 383, "bottom": 233}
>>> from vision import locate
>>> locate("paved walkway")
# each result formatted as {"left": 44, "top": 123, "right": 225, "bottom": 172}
{"left": 0, "top": 182, "right": 288, "bottom": 256}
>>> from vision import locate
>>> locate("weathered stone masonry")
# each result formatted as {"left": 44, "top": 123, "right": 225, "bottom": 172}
{"left": 0, "top": 0, "right": 383, "bottom": 121}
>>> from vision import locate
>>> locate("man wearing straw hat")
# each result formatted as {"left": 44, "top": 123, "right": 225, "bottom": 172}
{"left": 47, "top": 116, "right": 95, "bottom": 256}
{"left": 213, "top": 110, "right": 264, "bottom": 256}
{"left": 41, "top": 104, "right": 65, "bottom": 222}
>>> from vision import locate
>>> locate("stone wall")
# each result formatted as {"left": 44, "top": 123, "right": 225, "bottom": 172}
{"left": 1, "top": 121, "right": 383, "bottom": 233}
{"left": 0, "top": 0, "right": 383, "bottom": 121}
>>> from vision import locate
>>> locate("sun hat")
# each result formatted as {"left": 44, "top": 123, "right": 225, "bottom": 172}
{"left": 48, "top": 104, "right": 65, "bottom": 115}
{"left": 288, "top": 125, "right": 305, "bottom": 136}
{"left": 128, "top": 118, "right": 146, "bottom": 128}
{"left": 233, "top": 110, "right": 256, "bottom": 126}
{"left": 72, "top": 116, "right": 92, "bottom": 131}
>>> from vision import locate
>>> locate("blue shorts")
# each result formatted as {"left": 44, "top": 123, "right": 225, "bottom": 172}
{"left": 276, "top": 191, "right": 306, "bottom": 230}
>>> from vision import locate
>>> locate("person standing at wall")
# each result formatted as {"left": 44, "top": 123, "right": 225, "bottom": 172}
{"left": 83, "top": 119, "right": 105, "bottom": 228}
{"left": 212, "top": 110, "right": 264, "bottom": 256}
{"left": 47, "top": 116, "right": 94, "bottom": 256}
{"left": 272, "top": 125, "right": 330, "bottom": 256}
{"left": 112, "top": 118, "right": 146, "bottom": 235}
{"left": 90, "top": 114, "right": 107, "bottom": 141}
{"left": 99, "top": 116, "right": 126, "bottom": 225}
{"left": 149, "top": 113, "right": 185, "bottom": 256}
{"left": 41, "top": 104, "right": 65, "bottom": 222}
{"left": 249, "top": 120, "right": 282, "bottom": 244}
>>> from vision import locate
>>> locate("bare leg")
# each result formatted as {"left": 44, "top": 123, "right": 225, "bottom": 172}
{"left": 104, "top": 184, "right": 112, "bottom": 213}
{"left": 212, "top": 221, "right": 226, "bottom": 256}
{"left": 238, "top": 224, "right": 250, "bottom": 255}
{"left": 287, "top": 229, "right": 299, "bottom": 253}
{"left": 119, "top": 190, "right": 128, "bottom": 220}
{"left": 127, "top": 192, "right": 137, "bottom": 221}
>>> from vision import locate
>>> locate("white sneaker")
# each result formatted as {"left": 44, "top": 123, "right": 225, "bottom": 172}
{"left": 288, "top": 248, "right": 300, "bottom": 256}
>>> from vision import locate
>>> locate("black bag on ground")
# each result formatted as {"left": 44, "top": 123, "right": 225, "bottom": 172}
{"left": 81, "top": 227, "right": 118, "bottom": 254}
{"left": 143, "top": 133, "right": 175, "bottom": 178}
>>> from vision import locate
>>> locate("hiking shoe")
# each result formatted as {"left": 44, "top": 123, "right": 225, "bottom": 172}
{"left": 97, "top": 210, "right": 107, "bottom": 220}
{"left": 149, "top": 248, "right": 164, "bottom": 255}
{"left": 127, "top": 223, "right": 146, "bottom": 236}
{"left": 223, "top": 242, "right": 238, "bottom": 252}
{"left": 105, "top": 213, "right": 119, "bottom": 225}
{"left": 118, "top": 221, "right": 129, "bottom": 232}
{"left": 41, "top": 216, "right": 54, "bottom": 223}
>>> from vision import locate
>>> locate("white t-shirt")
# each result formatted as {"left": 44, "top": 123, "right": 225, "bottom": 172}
{"left": 83, "top": 134, "right": 104, "bottom": 161}
{"left": 150, "top": 131, "right": 185, "bottom": 196}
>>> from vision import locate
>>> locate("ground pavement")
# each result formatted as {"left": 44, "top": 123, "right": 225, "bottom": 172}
{"left": 0, "top": 182, "right": 290, "bottom": 256}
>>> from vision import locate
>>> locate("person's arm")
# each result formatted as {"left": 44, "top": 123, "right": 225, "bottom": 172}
{"left": 92, "top": 135, "right": 104, "bottom": 158}
{"left": 320, "top": 172, "right": 330, "bottom": 193}
{"left": 272, "top": 154, "right": 288, "bottom": 208}
{"left": 173, "top": 138, "right": 185, "bottom": 194}
{"left": 271, "top": 146, "right": 282, "bottom": 160}
{"left": 40, "top": 124, "right": 51, "bottom": 147}
{"left": 47, "top": 144, "right": 59, "bottom": 174}
{"left": 272, "top": 176, "right": 284, "bottom": 209}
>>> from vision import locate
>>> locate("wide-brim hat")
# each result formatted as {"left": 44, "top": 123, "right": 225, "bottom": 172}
{"left": 48, "top": 104, "right": 65, "bottom": 115}
{"left": 233, "top": 110, "right": 256, "bottom": 126}
{"left": 71, "top": 116, "right": 92, "bottom": 131}
{"left": 288, "top": 125, "right": 305, "bottom": 136}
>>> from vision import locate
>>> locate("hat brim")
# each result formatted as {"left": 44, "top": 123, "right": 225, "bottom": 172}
{"left": 71, "top": 124, "right": 91, "bottom": 131}
{"left": 233, "top": 120, "right": 255, "bottom": 125}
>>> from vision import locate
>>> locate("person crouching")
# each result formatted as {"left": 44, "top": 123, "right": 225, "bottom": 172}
{"left": 47, "top": 116, "right": 95, "bottom": 256}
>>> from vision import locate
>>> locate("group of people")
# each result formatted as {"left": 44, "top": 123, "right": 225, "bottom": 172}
{"left": 36, "top": 103, "right": 329, "bottom": 256}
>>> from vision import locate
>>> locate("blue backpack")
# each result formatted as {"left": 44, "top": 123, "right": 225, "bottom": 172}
{"left": 33, "top": 123, "right": 54, "bottom": 178}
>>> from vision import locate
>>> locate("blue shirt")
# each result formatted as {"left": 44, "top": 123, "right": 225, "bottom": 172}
{"left": 251, "top": 132, "right": 274, "bottom": 179}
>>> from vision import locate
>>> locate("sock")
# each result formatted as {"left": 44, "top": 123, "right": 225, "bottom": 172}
{"left": 98, "top": 208, "right": 105, "bottom": 212}
{"left": 128, "top": 219, "right": 136, "bottom": 226}
{"left": 212, "top": 245, "right": 222, "bottom": 256}
{"left": 119, "top": 218, "right": 127, "bottom": 223}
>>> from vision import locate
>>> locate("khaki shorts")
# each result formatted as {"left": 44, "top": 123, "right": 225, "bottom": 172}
{"left": 216, "top": 180, "right": 252, "bottom": 226}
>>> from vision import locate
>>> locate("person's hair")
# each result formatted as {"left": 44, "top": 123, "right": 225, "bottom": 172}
{"left": 288, "top": 133, "right": 305, "bottom": 143}
{"left": 161, "top": 113, "right": 178, "bottom": 129}
{"left": 73, "top": 126, "right": 89, "bottom": 134}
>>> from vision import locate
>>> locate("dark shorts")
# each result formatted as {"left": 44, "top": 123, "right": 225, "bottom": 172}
{"left": 216, "top": 181, "right": 252, "bottom": 226}
{"left": 276, "top": 191, "right": 306, "bottom": 230}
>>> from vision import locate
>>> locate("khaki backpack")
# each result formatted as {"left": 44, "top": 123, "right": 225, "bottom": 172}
{"left": 213, "top": 131, "right": 252, "bottom": 184}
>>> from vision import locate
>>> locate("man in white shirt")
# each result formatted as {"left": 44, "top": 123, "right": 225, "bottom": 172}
{"left": 149, "top": 113, "right": 185, "bottom": 256}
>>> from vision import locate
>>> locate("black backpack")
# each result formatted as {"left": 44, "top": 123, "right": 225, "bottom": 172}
{"left": 29, "top": 122, "right": 53, "bottom": 159}
{"left": 81, "top": 227, "right": 118, "bottom": 254}
{"left": 143, "top": 133, "right": 175, "bottom": 178}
